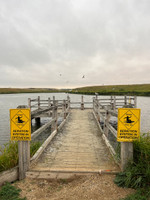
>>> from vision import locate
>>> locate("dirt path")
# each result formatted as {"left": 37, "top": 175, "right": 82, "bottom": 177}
{"left": 15, "top": 174, "right": 134, "bottom": 200}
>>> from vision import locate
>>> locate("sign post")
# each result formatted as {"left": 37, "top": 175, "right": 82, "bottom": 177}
{"left": 10, "top": 107, "right": 31, "bottom": 180}
{"left": 117, "top": 108, "right": 140, "bottom": 171}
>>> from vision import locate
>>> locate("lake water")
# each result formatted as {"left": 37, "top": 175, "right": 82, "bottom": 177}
{"left": 0, "top": 93, "right": 150, "bottom": 146}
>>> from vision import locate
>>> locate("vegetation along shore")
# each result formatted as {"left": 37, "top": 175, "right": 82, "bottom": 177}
{"left": 70, "top": 84, "right": 150, "bottom": 96}
{"left": 0, "top": 84, "right": 150, "bottom": 96}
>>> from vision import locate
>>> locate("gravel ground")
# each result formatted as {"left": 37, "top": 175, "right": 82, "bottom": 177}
{"left": 14, "top": 174, "right": 135, "bottom": 200}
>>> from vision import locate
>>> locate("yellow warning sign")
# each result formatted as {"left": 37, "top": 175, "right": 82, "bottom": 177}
{"left": 10, "top": 109, "right": 31, "bottom": 141}
{"left": 117, "top": 108, "right": 140, "bottom": 142}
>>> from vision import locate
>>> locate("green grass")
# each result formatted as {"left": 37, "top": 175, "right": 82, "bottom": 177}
{"left": 70, "top": 84, "right": 150, "bottom": 96}
{"left": 114, "top": 134, "right": 150, "bottom": 199}
{"left": 121, "top": 188, "right": 150, "bottom": 200}
{"left": 1, "top": 84, "right": 150, "bottom": 96}
{"left": 0, "top": 182, "right": 26, "bottom": 200}
{"left": 0, "top": 88, "right": 64, "bottom": 94}
{"left": 30, "top": 141, "right": 41, "bottom": 157}
{"left": 0, "top": 141, "right": 41, "bottom": 172}
{"left": 0, "top": 142, "right": 18, "bottom": 172}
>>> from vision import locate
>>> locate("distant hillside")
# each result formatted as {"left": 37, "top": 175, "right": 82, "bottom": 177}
{"left": 70, "top": 84, "right": 150, "bottom": 96}
{"left": 1, "top": 84, "right": 150, "bottom": 96}
{"left": 0, "top": 88, "right": 64, "bottom": 94}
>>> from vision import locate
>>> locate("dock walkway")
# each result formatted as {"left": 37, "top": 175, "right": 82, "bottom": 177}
{"left": 31, "top": 109, "right": 119, "bottom": 173}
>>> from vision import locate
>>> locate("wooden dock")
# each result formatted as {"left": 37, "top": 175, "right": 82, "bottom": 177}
{"left": 29, "top": 109, "right": 119, "bottom": 176}
{"left": 0, "top": 95, "right": 138, "bottom": 185}
{"left": 8, "top": 95, "right": 136, "bottom": 182}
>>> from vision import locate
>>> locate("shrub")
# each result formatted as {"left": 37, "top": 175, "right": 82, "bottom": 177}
{"left": 0, "top": 142, "right": 18, "bottom": 172}
{"left": 114, "top": 134, "right": 150, "bottom": 199}
{"left": 0, "top": 182, "right": 26, "bottom": 200}
{"left": 0, "top": 141, "right": 41, "bottom": 172}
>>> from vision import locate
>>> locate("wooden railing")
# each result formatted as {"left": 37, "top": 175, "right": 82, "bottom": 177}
{"left": 17, "top": 95, "right": 137, "bottom": 179}
{"left": 18, "top": 96, "right": 71, "bottom": 180}
{"left": 93, "top": 95, "right": 136, "bottom": 169}
{"left": 70, "top": 95, "right": 93, "bottom": 109}
{"left": 28, "top": 96, "right": 70, "bottom": 140}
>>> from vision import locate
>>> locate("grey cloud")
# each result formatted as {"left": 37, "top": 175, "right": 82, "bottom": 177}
{"left": 0, "top": 0, "right": 150, "bottom": 88}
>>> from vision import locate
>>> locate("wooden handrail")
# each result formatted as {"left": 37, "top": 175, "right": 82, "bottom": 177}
{"left": 93, "top": 95, "right": 136, "bottom": 170}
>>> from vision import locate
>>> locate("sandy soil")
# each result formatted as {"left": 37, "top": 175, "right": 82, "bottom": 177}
{"left": 14, "top": 174, "right": 135, "bottom": 200}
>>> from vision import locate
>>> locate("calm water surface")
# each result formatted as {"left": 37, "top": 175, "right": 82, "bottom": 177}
{"left": 0, "top": 93, "right": 149, "bottom": 146}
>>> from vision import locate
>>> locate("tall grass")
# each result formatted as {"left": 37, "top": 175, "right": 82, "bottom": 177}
{"left": 0, "top": 142, "right": 18, "bottom": 172}
{"left": 114, "top": 134, "right": 150, "bottom": 199}
{"left": 0, "top": 141, "right": 41, "bottom": 172}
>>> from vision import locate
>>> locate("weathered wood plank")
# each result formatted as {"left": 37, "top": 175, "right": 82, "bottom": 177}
{"left": 26, "top": 169, "right": 119, "bottom": 179}
{"left": 0, "top": 167, "right": 19, "bottom": 186}
{"left": 30, "top": 111, "right": 70, "bottom": 165}
{"left": 31, "top": 118, "right": 56, "bottom": 140}
{"left": 106, "top": 122, "right": 117, "bottom": 138}
{"left": 31, "top": 110, "right": 119, "bottom": 173}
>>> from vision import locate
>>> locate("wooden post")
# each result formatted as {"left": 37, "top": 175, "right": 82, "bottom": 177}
{"left": 18, "top": 141, "right": 30, "bottom": 180}
{"left": 121, "top": 142, "right": 133, "bottom": 171}
{"left": 67, "top": 95, "right": 70, "bottom": 109}
{"left": 81, "top": 96, "right": 84, "bottom": 110}
{"left": 124, "top": 95, "right": 127, "bottom": 106}
{"left": 104, "top": 111, "right": 111, "bottom": 138}
{"left": 93, "top": 97, "right": 96, "bottom": 113}
{"left": 134, "top": 96, "right": 137, "bottom": 108}
{"left": 53, "top": 96, "right": 55, "bottom": 104}
{"left": 113, "top": 96, "right": 116, "bottom": 111}
{"left": 96, "top": 99, "right": 99, "bottom": 116}
{"left": 63, "top": 100, "right": 66, "bottom": 120}
{"left": 17, "top": 105, "right": 30, "bottom": 180}
{"left": 55, "top": 100, "right": 58, "bottom": 130}
{"left": 95, "top": 93, "right": 98, "bottom": 100}
{"left": 97, "top": 101, "right": 100, "bottom": 122}
{"left": 52, "top": 99, "right": 55, "bottom": 132}
{"left": 110, "top": 96, "right": 113, "bottom": 109}
{"left": 37, "top": 96, "right": 40, "bottom": 109}
{"left": 120, "top": 103, "right": 134, "bottom": 171}
{"left": 66, "top": 96, "right": 68, "bottom": 109}
{"left": 48, "top": 97, "right": 51, "bottom": 108}
{"left": 28, "top": 98, "right": 31, "bottom": 109}
{"left": 48, "top": 97, "right": 51, "bottom": 117}
{"left": 36, "top": 96, "right": 41, "bottom": 123}
{"left": 52, "top": 99, "right": 58, "bottom": 131}
{"left": 35, "top": 117, "right": 41, "bottom": 125}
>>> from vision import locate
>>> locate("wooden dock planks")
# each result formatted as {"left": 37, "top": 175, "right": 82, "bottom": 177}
{"left": 30, "top": 109, "right": 120, "bottom": 175}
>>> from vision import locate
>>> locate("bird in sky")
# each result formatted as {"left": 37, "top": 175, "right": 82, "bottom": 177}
{"left": 82, "top": 75, "right": 85, "bottom": 78}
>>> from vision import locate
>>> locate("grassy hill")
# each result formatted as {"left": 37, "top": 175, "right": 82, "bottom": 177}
{"left": 0, "top": 88, "right": 63, "bottom": 94}
{"left": 70, "top": 84, "right": 150, "bottom": 96}
{"left": 1, "top": 84, "right": 150, "bottom": 96}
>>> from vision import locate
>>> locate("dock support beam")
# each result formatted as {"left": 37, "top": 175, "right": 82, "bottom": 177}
{"left": 17, "top": 105, "right": 30, "bottom": 180}
{"left": 38, "top": 96, "right": 40, "bottom": 109}
{"left": 35, "top": 117, "right": 41, "bottom": 125}
{"left": 52, "top": 98, "right": 58, "bottom": 132}
{"left": 63, "top": 100, "right": 66, "bottom": 120}
{"left": 121, "top": 142, "right": 133, "bottom": 171}
{"left": 104, "top": 111, "right": 111, "bottom": 138}
{"left": 18, "top": 141, "right": 30, "bottom": 180}
{"left": 81, "top": 96, "right": 84, "bottom": 110}
{"left": 28, "top": 98, "right": 31, "bottom": 109}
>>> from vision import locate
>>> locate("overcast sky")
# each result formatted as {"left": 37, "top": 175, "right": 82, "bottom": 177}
{"left": 0, "top": 0, "right": 150, "bottom": 89}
